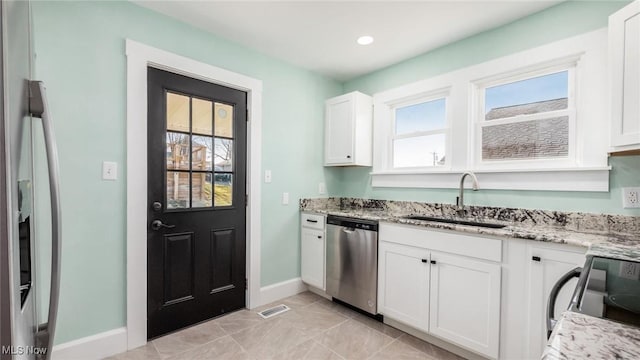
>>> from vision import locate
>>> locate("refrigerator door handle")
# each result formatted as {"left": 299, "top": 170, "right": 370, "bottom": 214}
{"left": 546, "top": 267, "right": 581, "bottom": 339}
{"left": 29, "top": 80, "right": 62, "bottom": 360}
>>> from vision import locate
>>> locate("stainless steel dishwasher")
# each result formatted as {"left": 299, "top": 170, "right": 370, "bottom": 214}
{"left": 326, "top": 215, "right": 379, "bottom": 315}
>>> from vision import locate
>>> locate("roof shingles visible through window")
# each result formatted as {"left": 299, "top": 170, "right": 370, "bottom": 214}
{"left": 485, "top": 98, "right": 568, "bottom": 120}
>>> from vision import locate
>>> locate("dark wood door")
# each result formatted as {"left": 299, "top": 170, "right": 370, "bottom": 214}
{"left": 147, "top": 67, "right": 247, "bottom": 339}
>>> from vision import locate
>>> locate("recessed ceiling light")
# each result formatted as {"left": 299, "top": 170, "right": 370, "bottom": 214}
{"left": 357, "top": 35, "right": 374, "bottom": 46}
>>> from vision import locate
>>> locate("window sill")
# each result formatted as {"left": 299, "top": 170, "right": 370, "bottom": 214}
{"left": 370, "top": 166, "right": 611, "bottom": 192}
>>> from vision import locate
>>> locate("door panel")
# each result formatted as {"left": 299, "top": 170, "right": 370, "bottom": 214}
{"left": 163, "top": 233, "right": 195, "bottom": 305}
{"left": 147, "top": 67, "right": 247, "bottom": 339}
{"left": 210, "top": 229, "right": 235, "bottom": 293}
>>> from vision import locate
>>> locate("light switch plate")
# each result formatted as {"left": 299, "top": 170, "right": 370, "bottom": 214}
{"left": 264, "top": 170, "right": 272, "bottom": 183}
{"left": 622, "top": 187, "right": 640, "bottom": 208}
{"left": 102, "top": 161, "right": 117, "bottom": 180}
{"left": 282, "top": 192, "right": 289, "bottom": 205}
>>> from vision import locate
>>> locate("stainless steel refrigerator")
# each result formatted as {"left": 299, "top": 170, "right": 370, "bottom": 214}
{"left": 0, "top": 1, "right": 61, "bottom": 359}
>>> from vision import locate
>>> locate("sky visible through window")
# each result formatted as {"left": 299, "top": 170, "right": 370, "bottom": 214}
{"left": 394, "top": 98, "right": 446, "bottom": 167}
{"left": 395, "top": 98, "right": 446, "bottom": 134}
{"left": 485, "top": 71, "right": 568, "bottom": 114}
{"left": 392, "top": 71, "right": 568, "bottom": 168}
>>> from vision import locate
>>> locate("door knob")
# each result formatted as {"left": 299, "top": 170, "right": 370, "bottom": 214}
{"left": 151, "top": 220, "right": 175, "bottom": 231}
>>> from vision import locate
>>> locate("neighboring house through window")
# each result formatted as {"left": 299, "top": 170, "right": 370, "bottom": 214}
{"left": 474, "top": 67, "right": 576, "bottom": 168}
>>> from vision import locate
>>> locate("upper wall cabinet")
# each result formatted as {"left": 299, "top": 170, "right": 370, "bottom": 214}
{"left": 325, "top": 91, "right": 373, "bottom": 166}
{"left": 610, "top": 1, "right": 640, "bottom": 153}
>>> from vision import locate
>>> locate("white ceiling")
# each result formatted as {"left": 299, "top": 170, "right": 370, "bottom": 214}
{"left": 134, "top": 1, "right": 562, "bottom": 81}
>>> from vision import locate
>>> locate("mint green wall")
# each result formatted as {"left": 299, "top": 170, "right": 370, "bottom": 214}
{"left": 31, "top": 1, "right": 341, "bottom": 344}
{"left": 329, "top": 156, "right": 640, "bottom": 216}
{"left": 338, "top": 0, "right": 640, "bottom": 216}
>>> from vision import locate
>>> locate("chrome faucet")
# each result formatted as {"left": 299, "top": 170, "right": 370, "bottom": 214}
{"left": 457, "top": 172, "right": 479, "bottom": 216}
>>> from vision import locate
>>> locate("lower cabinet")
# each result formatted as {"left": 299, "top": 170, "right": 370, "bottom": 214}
{"left": 429, "top": 251, "right": 501, "bottom": 358}
{"left": 378, "top": 226, "right": 501, "bottom": 359}
{"left": 301, "top": 213, "right": 326, "bottom": 290}
{"left": 378, "top": 241, "right": 430, "bottom": 332}
{"left": 301, "top": 227, "right": 325, "bottom": 289}
{"left": 525, "top": 244, "right": 585, "bottom": 359}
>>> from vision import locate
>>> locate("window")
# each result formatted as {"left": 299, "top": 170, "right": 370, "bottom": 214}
{"left": 476, "top": 69, "right": 574, "bottom": 165}
{"left": 391, "top": 96, "right": 448, "bottom": 168}
{"left": 371, "top": 30, "right": 609, "bottom": 191}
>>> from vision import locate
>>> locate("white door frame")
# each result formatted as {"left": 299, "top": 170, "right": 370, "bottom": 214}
{"left": 125, "top": 39, "right": 262, "bottom": 350}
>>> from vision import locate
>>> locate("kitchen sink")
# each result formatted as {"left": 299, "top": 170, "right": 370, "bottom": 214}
{"left": 401, "top": 215, "right": 507, "bottom": 229}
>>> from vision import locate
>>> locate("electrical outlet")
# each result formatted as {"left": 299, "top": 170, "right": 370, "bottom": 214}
{"left": 282, "top": 192, "right": 289, "bottom": 205}
{"left": 622, "top": 187, "right": 640, "bottom": 208}
{"left": 318, "top": 182, "right": 326, "bottom": 194}
{"left": 619, "top": 261, "right": 640, "bottom": 280}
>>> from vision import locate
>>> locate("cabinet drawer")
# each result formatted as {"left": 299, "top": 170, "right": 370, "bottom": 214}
{"left": 301, "top": 213, "right": 325, "bottom": 230}
{"left": 380, "top": 223, "right": 502, "bottom": 262}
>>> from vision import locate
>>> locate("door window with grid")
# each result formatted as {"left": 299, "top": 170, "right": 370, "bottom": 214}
{"left": 166, "top": 92, "right": 235, "bottom": 209}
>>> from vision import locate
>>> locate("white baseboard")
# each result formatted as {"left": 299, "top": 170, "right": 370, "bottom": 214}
{"left": 257, "top": 277, "right": 308, "bottom": 308}
{"left": 50, "top": 278, "right": 307, "bottom": 358}
{"left": 52, "top": 327, "right": 127, "bottom": 360}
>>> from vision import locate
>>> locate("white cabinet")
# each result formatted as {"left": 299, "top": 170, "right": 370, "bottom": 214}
{"left": 378, "top": 224, "right": 501, "bottom": 359}
{"left": 525, "top": 244, "right": 585, "bottom": 359}
{"left": 324, "top": 91, "right": 373, "bottom": 166}
{"left": 429, "top": 251, "right": 501, "bottom": 358}
{"left": 378, "top": 241, "right": 430, "bottom": 332}
{"left": 300, "top": 213, "right": 325, "bottom": 290}
{"left": 610, "top": 0, "right": 640, "bottom": 152}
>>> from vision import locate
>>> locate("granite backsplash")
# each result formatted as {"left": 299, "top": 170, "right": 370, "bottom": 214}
{"left": 300, "top": 197, "right": 640, "bottom": 236}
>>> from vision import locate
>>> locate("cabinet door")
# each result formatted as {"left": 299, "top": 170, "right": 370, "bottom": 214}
{"left": 610, "top": 1, "right": 640, "bottom": 148}
{"left": 301, "top": 228, "right": 325, "bottom": 290}
{"left": 378, "top": 241, "right": 430, "bottom": 332}
{"left": 526, "top": 245, "right": 584, "bottom": 359}
{"left": 325, "top": 97, "right": 355, "bottom": 165}
{"left": 429, "top": 252, "right": 501, "bottom": 359}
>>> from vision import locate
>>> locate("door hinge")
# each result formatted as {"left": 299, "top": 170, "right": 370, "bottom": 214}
{"left": 246, "top": 109, "right": 249, "bottom": 122}
{"left": 245, "top": 278, "right": 248, "bottom": 290}
{"left": 245, "top": 194, "right": 248, "bottom": 207}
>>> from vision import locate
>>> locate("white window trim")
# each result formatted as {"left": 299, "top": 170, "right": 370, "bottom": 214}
{"left": 371, "top": 28, "right": 610, "bottom": 192}
{"left": 388, "top": 88, "right": 451, "bottom": 170}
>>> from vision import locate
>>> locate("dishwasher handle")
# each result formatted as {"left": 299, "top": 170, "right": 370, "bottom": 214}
{"left": 327, "top": 216, "right": 378, "bottom": 231}
{"left": 546, "top": 267, "right": 582, "bottom": 339}
{"left": 341, "top": 227, "right": 356, "bottom": 234}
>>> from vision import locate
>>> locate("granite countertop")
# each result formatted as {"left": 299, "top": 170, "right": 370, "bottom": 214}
{"left": 542, "top": 312, "right": 640, "bottom": 360}
{"left": 301, "top": 201, "right": 639, "bottom": 258}
{"left": 301, "top": 197, "right": 640, "bottom": 360}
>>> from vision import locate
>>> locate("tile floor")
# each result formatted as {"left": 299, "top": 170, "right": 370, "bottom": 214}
{"left": 107, "top": 292, "right": 464, "bottom": 360}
